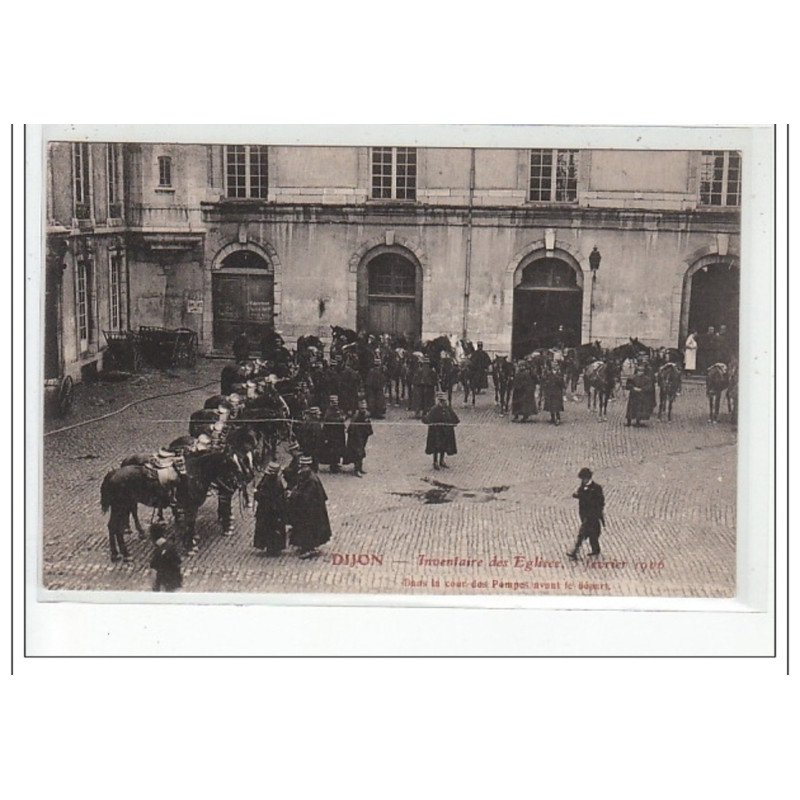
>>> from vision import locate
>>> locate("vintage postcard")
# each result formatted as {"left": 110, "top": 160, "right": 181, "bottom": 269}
{"left": 30, "top": 124, "right": 772, "bottom": 606}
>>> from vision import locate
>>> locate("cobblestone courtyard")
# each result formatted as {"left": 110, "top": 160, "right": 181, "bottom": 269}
{"left": 41, "top": 361, "right": 737, "bottom": 598}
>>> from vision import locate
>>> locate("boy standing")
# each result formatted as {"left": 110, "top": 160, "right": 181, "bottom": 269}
{"left": 149, "top": 522, "right": 183, "bottom": 592}
{"left": 422, "top": 391, "right": 460, "bottom": 470}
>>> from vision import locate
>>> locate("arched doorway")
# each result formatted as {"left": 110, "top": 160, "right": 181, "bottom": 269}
{"left": 357, "top": 248, "right": 422, "bottom": 340}
{"left": 212, "top": 248, "right": 274, "bottom": 352}
{"left": 512, "top": 257, "right": 582, "bottom": 358}
{"left": 680, "top": 257, "right": 739, "bottom": 367}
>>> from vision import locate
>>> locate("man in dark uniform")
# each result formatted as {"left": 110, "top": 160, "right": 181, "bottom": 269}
{"left": 470, "top": 341, "right": 492, "bottom": 392}
{"left": 412, "top": 356, "right": 437, "bottom": 419}
{"left": 438, "top": 351, "right": 457, "bottom": 405}
{"left": 296, "top": 406, "right": 324, "bottom": 472}
{"left": 625, "top": 364, "right": 656, "bottom": 427}
{"left": 542, "top": 364, "right": 565, "bottom": 425}
{"left": 321, "top": 395, "right": 347, "bottom": 472}
{"left": 365, "top": 355, "right": 387, "bottom": 419}
{"left": 567, "top": 467, "right": 606, "bottom": 560}
{"left": 344, "top": 398, "right": 373, "bottom": 477}
{"left": 282, "top": 441, "right": 303, "bottom": 489}
{"left": 253, "top": 461, "right": 287, "bottom": 556}
{"left": 335, "top": 357, "right": 360, "bottom": 418}
{"left": 288, "top": 456, "right": 332, "bottom": 559}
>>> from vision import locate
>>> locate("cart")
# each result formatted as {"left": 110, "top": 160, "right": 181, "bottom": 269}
{"left": 138, "top": 326, "right": 198, "bottom": 369}
{"left": 103, "top": 329, "right": 142, "bottom": 373}
{"left": 44, "top": 375, "right": 74, "bottom": 418}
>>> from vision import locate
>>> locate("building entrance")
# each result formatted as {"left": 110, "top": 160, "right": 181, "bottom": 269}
{"left": 358, "top": 250, "right": 422, "bottom": 340}
{"left": 512, "top": 258, "right": 582, "bottom": 358}
{"left": 211, "top": 249, "right": 274, "bottom": 352}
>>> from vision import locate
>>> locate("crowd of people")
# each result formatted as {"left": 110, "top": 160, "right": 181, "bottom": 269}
{"left": 141, "top": 323, "right": 737, "bottom": 589}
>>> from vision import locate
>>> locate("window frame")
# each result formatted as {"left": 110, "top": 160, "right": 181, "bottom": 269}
{"left": 72, "top": 142, "right": 93, "bottom": 220}
{"left": 157, "top": 155, "right": 173, "bottom": 189}
{"left": 698, "top": 150, "right": 742, "bottom": 208}
{"left": 107, "top": 143, "right": 123, "bottom": 219}
{"left": 224, "top": 145, "right": 269, "bottom": 199}
{"left": 108, "top": 249, "right": 126, "bottom": 331}
{"left": 76, "top": 257, "right": 90, "bottom": 351}
{"left": 528, "top": 148, "right": 580, "bottom": 204}
{"left": 370, "top": 146, "right": 417, "bottom": 201}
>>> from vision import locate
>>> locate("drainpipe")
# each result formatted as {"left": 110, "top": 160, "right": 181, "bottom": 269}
{"left": 462, "top": 148, "right": 476, "bottom": 339}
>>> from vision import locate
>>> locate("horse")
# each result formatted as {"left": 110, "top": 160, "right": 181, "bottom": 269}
{"left": 297, "top": 334, "right": 324, "bottom": 360}
{"left": 492, "top": 357, "right": 514, "bottom": 414}
{"left": 583, "top": 360, "right": 616, "bottom": 421}
{"left": 437, "top": 356, "right": 458, "bottom": 405}
{"left": 657, "top": 362, "right": 682, "bottom": 422}
{"left": 458, "top": 359, "right": 477, "bottom": 406}
{"left": 330, "top": 325, "right": 358, "bottom": 344}
{"left": 384, "top": 347, "right": 407, "bottom": 406}
{"left": 190, "top": 408, "right": 220, "bottom": 437}
{"left": 705, "top": 363, "right": 729, "bottom": 423}
{"left": 237, "top": 392, "right": 291, "bottom": 461}
{"left": 100, "top": 450, "right": 246, "bottom": 560}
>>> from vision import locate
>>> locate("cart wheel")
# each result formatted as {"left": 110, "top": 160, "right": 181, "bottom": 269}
{"left": 58, "top": 375, "right": 74, "bottom": 417}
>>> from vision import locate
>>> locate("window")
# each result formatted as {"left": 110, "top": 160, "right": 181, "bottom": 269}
{"left": 529, "top": 149, "right": 579, "bottom": 203}
{"left": 76, "top": 258, "right": 90, "bottom": 350}
{"left": 520, "top": 259, "right": 578, "bottom": 289}
{"left": 109, "top": 251, "right": 125, "bottom": 330}
{"left": 699, "top": 151, "right": 741, "bottom": 207}
{"left": 107, "top": 144, "right": 122, "bottom": 218}
{"left": 224, "top": 145, "right": 268, "bottom": 199}
{"left": 158, "top": 156, "right": 172, "bottom": 188}
{"left": 368, "top": 254, "right": 416, "bottom": 296}
{"left": 371, "top": 147, "right": 416, "bottom": 200}
{"left": 72, "top": 142, "right": 92, "bottom": 219}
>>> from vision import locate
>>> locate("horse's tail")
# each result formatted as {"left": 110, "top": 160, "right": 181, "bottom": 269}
{"left": 100, "top": 470, "right": 115, "bottom": 514}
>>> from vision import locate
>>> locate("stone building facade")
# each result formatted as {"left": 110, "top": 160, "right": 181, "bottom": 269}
{"left": 45, "top": 141, "right": 741, "bottom": 379}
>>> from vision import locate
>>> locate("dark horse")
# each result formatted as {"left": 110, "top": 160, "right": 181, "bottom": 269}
{"left": 657, "top": 362, "right": 682, "bottom": 422}
{"left": 492, "top": 357, "right": 514, "bottom": 414}
{"left": 459, "top": 360, "right": 477, "bottom": 406}
{"left": 384, "top": 348, "right": 408, "bottom": 406}
{"left": 100, "top": 450, "right": 245, "bottom": 561}
{"left": 583, "top": 360, "right": 617, "bottom": 421}
{"left": 706, "top": 363, "right": 729, "bottom": 423}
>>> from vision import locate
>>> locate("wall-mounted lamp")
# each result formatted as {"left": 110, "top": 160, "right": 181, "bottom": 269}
{"left": 589, "top": 246, "right": 602, "bottom": 279}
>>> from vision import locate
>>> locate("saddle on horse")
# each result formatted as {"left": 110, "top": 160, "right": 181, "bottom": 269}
{"left": 144, "top": 449, "right": 185, "bottom": 503}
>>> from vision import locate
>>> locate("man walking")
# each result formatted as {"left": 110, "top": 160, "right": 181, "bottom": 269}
{"left": 344, "top": 398, "right": 373, "bottom": 477}
{"left": 567, "top": 467, "right": 606, "bottom": 560}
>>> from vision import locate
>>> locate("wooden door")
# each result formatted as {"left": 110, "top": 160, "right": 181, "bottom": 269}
{"left": 212, "top": 273, "right": 274, "bottom": 352}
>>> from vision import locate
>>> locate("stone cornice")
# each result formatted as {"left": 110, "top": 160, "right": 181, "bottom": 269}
{"left": 199, "top": 200, "right": 741, "bottom": 233}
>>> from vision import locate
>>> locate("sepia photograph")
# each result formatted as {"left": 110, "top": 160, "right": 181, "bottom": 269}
{"left": 33, "top": 125, "right": 764, "bottom": 603}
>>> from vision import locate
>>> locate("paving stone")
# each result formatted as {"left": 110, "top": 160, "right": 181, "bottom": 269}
{"left": 42, "top": 366, "right": 736, "bottom": 598}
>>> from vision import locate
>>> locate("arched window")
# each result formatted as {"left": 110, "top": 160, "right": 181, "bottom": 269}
{"left": 368, "top": 253, "right": 416, "bottom": 296}
{"left": 519, "top": 258, "right": 578, "bottom": 289}
{"left": 221, "top": 250, "right": 270, "bottom": 270}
